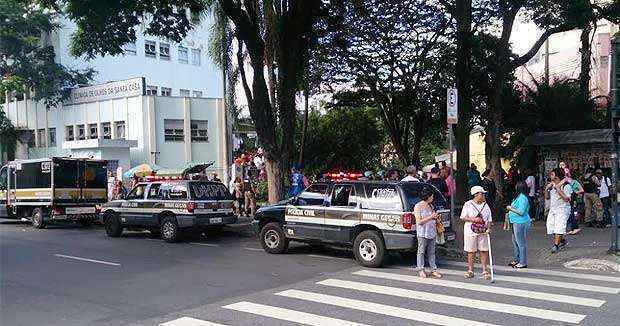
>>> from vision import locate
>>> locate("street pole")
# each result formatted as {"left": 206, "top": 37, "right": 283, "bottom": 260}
{"left": 449, "top": 124, "right": 455, "bottom": 226}
{"left": 447, "top": 87, "right": 458, "bottom": 226}
{"left": 610, "top": 33, "right": 620, "bottom": 252}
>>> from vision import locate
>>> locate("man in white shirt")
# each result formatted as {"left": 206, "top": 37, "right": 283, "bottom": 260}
{"left": 596, "top": 169, "right": 612, "bottom": 225}
{"left": 460, "top": 186, "right": 492, "bottom": 279}
{"left": 544, "top": 168, "right": 572, "bottom": 253}
{"left": 253, "top": 148, "right": 265, "bottom": 170}
{"left": 401, "top": 165, "right": 419, "bottom": 182}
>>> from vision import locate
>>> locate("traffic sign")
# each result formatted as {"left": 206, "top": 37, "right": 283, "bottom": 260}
{"left": 447, "top": 88, "right": 458, "bottom": 125}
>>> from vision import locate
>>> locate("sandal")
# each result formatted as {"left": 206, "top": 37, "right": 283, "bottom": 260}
{"left": 419, "top": 271, "right": 428, "bottom": 278}
{"left": 464, "top": 270, "right": 474, "bottom": 279}
{"left": 509, "top": 261, "right": 518, "bottom": 267}
{"left": 482, "top": 271, "right": 492, "bottom": 280}
{"left": 431, "top": 271, "right": 443, "bottom": 278}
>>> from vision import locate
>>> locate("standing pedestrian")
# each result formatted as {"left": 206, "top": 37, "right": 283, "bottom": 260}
{"left": 506, "top": 182, "right": 530, "bottom": 269}
{"left": 480, "top": 169, "right": 497, "bottom": 214}
{"left": 461, "top": 186, "right": 492, "bottom": 280}
{"left": 244, "top": 178, "right": 257, "bottom": 217}
{"left": 467, "top": 163, "right": 481, "bottom": 189}
{"left": 428, "top": 167, "right": 449, "bottom": 198}
{"left": 413, "top": 189, "right": 442, "bottom": 278}
{"left": 582, "top": 172, "right": 604, "bottom": 227}
{"left": 566, "top": 176, "right": 584, "bottom": 235}
{"left": 288, "top": 166, "right": 308, "bottom": 197}
{"left": 401, "top": 165, "right": 419, "bottom": 182}
{"left": 233, "top": 177, "right": 244, "bottom": 216}
{"left": 545, "top": 168, "right": 573, "bottom": 253}
{"left": 596, "top": 169, "right": 612, "bottom": 226}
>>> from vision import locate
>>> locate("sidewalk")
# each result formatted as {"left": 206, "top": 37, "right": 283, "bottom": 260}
{"left": 443, "top": 220, "right": 619, "bottom": 271}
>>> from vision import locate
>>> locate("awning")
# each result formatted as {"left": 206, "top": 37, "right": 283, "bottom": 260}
{"left": 524, "top": 129, "right": 613, "bottom": 146}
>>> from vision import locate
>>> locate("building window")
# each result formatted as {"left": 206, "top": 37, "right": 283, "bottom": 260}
{"left": 88, "top": 123, "right": 98, "bottom": 139}
{"left": 161, "top": 87, "right": 172, "bottom": 96}
{"left": 102, "top": 122, "right": 111, "bottom": 139}
{"left": 145, "top": 40, "right": 156, "bottom": 58}
{"left": 114, "top": 121, "right": 126, "bottom": 139}
{"left": 37, "top": 129, "right": 45, "bottom": 147}
{"left": 179, "top": 89, "right": 190, "bottom": 97}
{"left": 190, "top": 120, "right": 208, "bottom": 142}
{"left": 164, "top": 119, "right": 184, "bottom": 142}
{"left": 65, "top": 126, "right": 74, "bottom": 141}
{"left": 77, "top": 125, "right": 86, "bottom": 140}
{"left": 146, "top": 85, "right": 158, "bottom": 96}
{"left": 26, "top": 130, "right": 35, "bottom": 147}
{"left": 159, "top": 42, "right": 170, "bottom": 60}
{"left": 192, "top": 90, "right": 203, "bottom": 98}
{"left": 178, "top": 46, "right": 188, "bottom": 64}
{"left": 191, "top": 48, "right": 201, "bottom": 65}
{"left": 48, "top": 128, "right": 56, "bottom": 147}
{"left": 123, "top": 42, "right": 137, "bottom": 55}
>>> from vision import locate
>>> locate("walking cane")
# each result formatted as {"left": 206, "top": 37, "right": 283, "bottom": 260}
{"left": 487, "top": 232, "right": 495, "bottom": 283}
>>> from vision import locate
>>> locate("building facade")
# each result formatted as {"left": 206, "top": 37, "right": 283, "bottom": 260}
{"left": 53, "top": 16, "right": 222, "bottom": 99}
{"left": 2, "top": 78, "right": 228, "bottom": 180}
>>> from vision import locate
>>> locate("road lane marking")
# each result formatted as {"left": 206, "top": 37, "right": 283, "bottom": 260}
{"left": 318, "top": 279, "right": 585, "bottom": 324}
{"left": 189, "top": 242, "right": 220, "bottom": 247}
{"left": 353, "top": 269, "right": 605, "bottom": 307}
{"left": 307, "top": 254, "right": 352, "bottom": 261}
{"left": 54, "top": 254, "right": 120, "bottom": 266}
{"left": 437, "top": 268, "right": 619, "bottom": 294}
{"left": 223, "top": 301, "right": 368, "bottom": 326}
{"left": 440, "top": 261, "right": 620, "bottom": 283}
{"left": 277, "top": 289, "right": 499, "bottom": 326}
{"left": 243, "top": 247, "right": 263, "bottom": 252}
{"left": 160, "top": 317, "right": 227, "bottom": 326}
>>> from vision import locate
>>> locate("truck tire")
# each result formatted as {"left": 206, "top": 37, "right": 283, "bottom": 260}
{"left": 80, "top": 217, "right": 93, "bottom": 227}
{"left": 160, "top": 215, "right": 181, "bottom": 243}
{"left": 259, "top": 222, "right": 289, "bottom": 254}
{"left": 353, "top": 230, "right": 385, "bottom": 268}
{"left": 104, "top": 212, "right": 123, "bottom": 237}
{"left": 31, "top": 208, "right": 46, "bottom": 229}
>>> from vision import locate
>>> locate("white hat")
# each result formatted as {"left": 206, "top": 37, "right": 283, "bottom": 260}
{"left": 470, "top": 186, "right": 487, "bottom": 196}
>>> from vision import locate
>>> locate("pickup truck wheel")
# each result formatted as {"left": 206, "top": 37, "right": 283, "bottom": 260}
{"left": 260, "top": 222, "right": 289, "bottom": 254}
{"left": 353, "top": 230, "right": 385, "bottom": 268}
{"left": 31, "top": 208, "right": 46, "bottom": 229}
{"left": 161, "top": 216, "right": 180, "bottom": 243}
{"left": 104, "top": 213, "right": 123, "bottom": 237}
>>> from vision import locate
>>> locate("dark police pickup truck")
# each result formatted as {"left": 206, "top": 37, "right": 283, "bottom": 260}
{"left": 100, "top": 179, "right": 236, "bottom": 242}
{"left": 252, "top": 180, "right": 455, "bottom": 267}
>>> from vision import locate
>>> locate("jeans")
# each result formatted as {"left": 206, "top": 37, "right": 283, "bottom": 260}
{"left": 584, "top": 193, "right": 603, "bottom": 223}
{"left": 416, "top": 237, "right": 437, "bottom": 271}
{"left": 512, "top": 223, "right": 529, "bottom": 266}
{"left": 601, "top": 196, "right": 611, "bottom": 224}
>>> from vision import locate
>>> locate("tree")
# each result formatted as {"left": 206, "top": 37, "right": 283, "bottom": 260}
{"left": 47, "top": 0, "right": 324, "bottom": 203}
{"left": 315, "top": 0, "right": 452, "bottom": 167}
{"left": 0, "top": 0, "right": 92, "bottom": 107}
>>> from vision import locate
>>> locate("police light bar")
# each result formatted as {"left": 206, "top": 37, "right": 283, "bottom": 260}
{"left": 327, "top": 171, "right": 363, "bottom": 180}
{"left": 143, "top": 175, "right": 184, "bottom": 181}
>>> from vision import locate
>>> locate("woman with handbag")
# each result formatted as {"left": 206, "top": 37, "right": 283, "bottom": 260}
{"left": 506, "top": 181, "right": 531, "bottom": 269}
{"left": 460, "top": 186, "right": 493, "bottom": 279}
{"left": 413, "top": 189, "right": 443, "bottom": 278}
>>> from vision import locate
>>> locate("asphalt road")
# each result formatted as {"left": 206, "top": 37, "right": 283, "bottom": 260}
{"left": 2, "top": 219, "right": 620, "bottom": 326}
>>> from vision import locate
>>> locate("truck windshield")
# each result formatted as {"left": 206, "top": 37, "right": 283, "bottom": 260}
{"left": 189, "top": 182, "right": 231, "bottom": 200}
{"left": 400, "top": 182, "right": 447, "bottom": 211}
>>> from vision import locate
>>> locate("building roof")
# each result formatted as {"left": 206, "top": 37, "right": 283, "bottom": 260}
{"left": 524, "top": 129, "right": 613, "bottom": 146}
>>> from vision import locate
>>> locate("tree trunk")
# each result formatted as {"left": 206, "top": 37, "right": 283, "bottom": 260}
{"left": 298, "top": 88, "right": 309, "bottom": 166}
{"left": 579, "top": 24, "right": 592, "bottom": 103}
{"left": 484, "top": 106, "right": 503, "bottom": 220}
{"left": 454, "top": 0, "right": 473, "bottom": 204}
{"left": 265, "top": 157, "right": 284, "bottom": 203}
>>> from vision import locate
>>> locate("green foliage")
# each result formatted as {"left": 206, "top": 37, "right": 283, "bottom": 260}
{"left": 295, "top": 107, "right": 384, "bottom": 175}
{"left": 0, "top": 0, "right": 92, "bottom": 107}
{"left": 0, "top": 110, "right": 16, "bottom": 160}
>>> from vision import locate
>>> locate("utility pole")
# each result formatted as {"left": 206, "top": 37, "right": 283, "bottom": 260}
{"left": 610, "top": 33, "right": 620, "bottom": 252}
{"left": 544, "top": 39, "right": 550, "bottom": 83}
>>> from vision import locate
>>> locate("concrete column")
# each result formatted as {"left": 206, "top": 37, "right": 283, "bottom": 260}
{"left": 4, "top": 91, "right": 8, "bottom": 116}
{"left": 111, "top": 99, "right": 117, "bottom": 139}
{"left": 183, "top": 97, "right": 192, "bottom": 163}
{"left": 125, "top": 97, "right": 130, "bottom": 139}
{"left": 146, "top": 96, "right": 156, "bottom": 164}
{"left": 217, "top": 98, "right": 228, "bottom": 183}
{"left": 44, "top": 106, "right": 49, "bottom": 156}
{"left": 97, "top": 100, "right": 103, "bottom": 140}
{"left": 31, "top": 91, "right": 39, "bottom": 148}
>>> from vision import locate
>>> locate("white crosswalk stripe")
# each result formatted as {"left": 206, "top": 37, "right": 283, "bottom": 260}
{"left": 436, "top": 268, "right": 620, "bottom": 294}
{"left": 159, "top": 264, "right": 616, "bottom": 326}
{"left": 441, "top": 260, "right": 620, "bottom": 283}
{"left": 354, "top": 269, "right": 606, "bottom": 307}
{"left": 223, "top": 301, "right": 369, "bottom": 326}
{"left": 160, "top": 317, "right": 228, "bottom": 326}
{"left": 317, "top": 278, "right": 586, "bottom": 324}
{"left": 277, "top": 289, "right": 499, "bottom": 326}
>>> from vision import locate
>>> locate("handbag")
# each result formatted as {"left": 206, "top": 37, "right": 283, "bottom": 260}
{"left": 470, "top": 202, "right": 489, "bottom": 234}
{"left": 503, "top": 212, "right": 511, "bottom": 231}
{"left": 436, "top": 218, "right": 445, "bottom": 234}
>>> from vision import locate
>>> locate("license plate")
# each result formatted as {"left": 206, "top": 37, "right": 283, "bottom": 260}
{"left": 66, "top": 207, "right": 95, "bottom": 214}
{"left": 210, "top": 217, "right": 223, "bottom": 224}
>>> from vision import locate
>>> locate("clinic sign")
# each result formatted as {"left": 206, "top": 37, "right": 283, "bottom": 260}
{"left": 70, "top": 77, "right": 145, "bottom": 104}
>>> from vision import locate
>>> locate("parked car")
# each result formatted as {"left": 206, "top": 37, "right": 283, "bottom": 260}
{"left": 252, "top": 180, "right": 454, "bottom": 267}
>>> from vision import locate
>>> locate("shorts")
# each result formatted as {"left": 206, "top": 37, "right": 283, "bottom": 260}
{"left": 464, "top": 234, "right": 489, "bottom": 252}
{"left": 547, "top": 208, "right": 569, "bottom": 235}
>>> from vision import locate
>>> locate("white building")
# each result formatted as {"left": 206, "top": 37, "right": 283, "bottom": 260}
{"left": 2, "top": 78, "right": 229, "bottom": 181}
{"left": 53, "top": 16, "right": 223, "bottom": 98}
